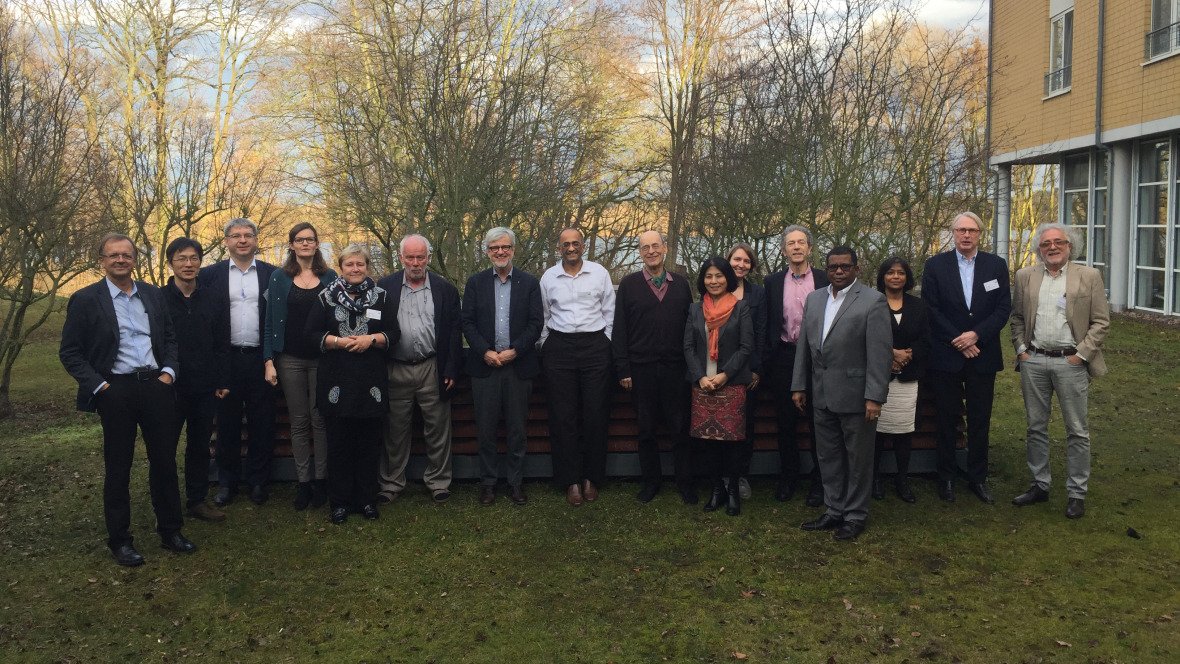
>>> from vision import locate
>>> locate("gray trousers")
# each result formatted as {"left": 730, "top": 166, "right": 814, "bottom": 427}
{"left": 471, "top": 367, "right": 532, "bottom": 487}
{"left": 380, "top": 361, "right": 452, "bottom": 496}
{"left": 1020, "top": 353, "right": 1091, "bottom": 498}
{"left": 813, "top": 406, "right": 877, "bottom": 522}
{"left": 275, "top": 354, "right": 327, "bottom": 482}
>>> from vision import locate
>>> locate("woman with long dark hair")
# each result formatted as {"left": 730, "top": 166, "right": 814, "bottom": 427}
{"left": 726, "top": 242, "right": 766, "bottom": 500}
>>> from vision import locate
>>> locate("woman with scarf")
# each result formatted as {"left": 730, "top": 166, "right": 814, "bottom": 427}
{"left": 684, "top": 257, "right": 753, "bottom": 516}
{"left": 308, "top": 244, "right": 400, "bottom": 525}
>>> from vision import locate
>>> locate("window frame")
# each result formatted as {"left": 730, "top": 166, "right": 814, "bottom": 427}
{"left": 1045, "top": 9, "right": 1074, "bottom": 96}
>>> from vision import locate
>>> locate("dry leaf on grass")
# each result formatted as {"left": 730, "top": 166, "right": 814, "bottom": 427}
{"left": 732, "top": 652, "right": 747, "bottom": 659}
{"left": 1056, "top": 640, "right": 1072, "bottom": 647}
{"left": 842, "top": 598, "right": 852, "bottom": 610}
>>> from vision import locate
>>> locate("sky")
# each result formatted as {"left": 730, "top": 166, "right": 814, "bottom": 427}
{"left": 916, "top": 0, "right": 989, "bottom": 29}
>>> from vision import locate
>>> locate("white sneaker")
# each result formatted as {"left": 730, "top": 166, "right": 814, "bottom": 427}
{"left": 738, "top": 477, "right": 752, "bottom": 500}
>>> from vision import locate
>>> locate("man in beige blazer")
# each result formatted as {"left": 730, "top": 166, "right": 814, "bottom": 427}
{"left": 1010, "top": 223, "right": 1109, "bottom": 519}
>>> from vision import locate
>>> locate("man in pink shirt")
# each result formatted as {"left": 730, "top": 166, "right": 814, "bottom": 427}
{"left": 764, "top": 226, "right": 829, "bottom": 505}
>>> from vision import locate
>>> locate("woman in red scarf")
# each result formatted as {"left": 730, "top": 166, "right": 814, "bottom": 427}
{"left": 683, "top": 257, "right": 754, "bottom": 515}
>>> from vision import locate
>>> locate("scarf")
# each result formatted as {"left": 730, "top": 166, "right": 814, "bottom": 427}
{"left": 702, "top": 292, "right": 737, "bottom": 361}
{"left": 326, "top": 276, "right": 378, "bottom": 315}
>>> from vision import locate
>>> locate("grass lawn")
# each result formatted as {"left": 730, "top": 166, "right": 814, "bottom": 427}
{"left": 1, "top": 306, "right": 1178, "bottom": 662}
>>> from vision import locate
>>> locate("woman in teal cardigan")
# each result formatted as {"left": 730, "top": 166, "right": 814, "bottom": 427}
{"left": 264, "top": 222, "right": 337, "bottom": 510}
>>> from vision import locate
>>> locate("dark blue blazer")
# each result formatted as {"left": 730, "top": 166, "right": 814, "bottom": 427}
{"left": 375, "top": 270, "right": 463, "bottom": 398}
{"left": 461, "top": 267, "right": 544, "bottom": 380}
{"left": 920, "top": 250, "right": 1011, "bottom": 373}
{"left": 741, "top": 279, "right": 768, "bottom": 375}
{"left": 59, "top": 279, "right": 179, "bottom": 412}
{"left": 198, "top": 258, "right": 277, "bottom": 346}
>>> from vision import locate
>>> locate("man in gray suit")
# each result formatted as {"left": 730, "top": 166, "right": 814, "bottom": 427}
{"left": 791, "top": 246, "right": 893, "bottom": 540}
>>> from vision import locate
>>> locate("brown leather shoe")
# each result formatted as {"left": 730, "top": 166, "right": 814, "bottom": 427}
{"left": 510, "top": 484, "right": 528, "bottom": 505}
{"left": 567, "top": 483, "right": 583, "bottom": 506}
{"left": 479, "top": 485, "right": 496, "bottom": 506}
{"left": 582, "top": 479, "right": 599, "bottom": 502}
{"left": 187, "top": 502, "right": 226, "bottom": 522}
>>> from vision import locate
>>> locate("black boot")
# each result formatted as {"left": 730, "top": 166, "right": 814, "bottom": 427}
{"left": 293, "top": 482, "right": 312, "bottom": 511}
{"left": 872, "top": 479, "right": 885, "bottom": 500}
{"left": 704, "top": 483, "right": 726, "bottom": 512}
{"left": 726, "top": 477, "right": 741, "bottom": 516}
{"left": 310, "top": 479, "right": 327, "bottom": 508}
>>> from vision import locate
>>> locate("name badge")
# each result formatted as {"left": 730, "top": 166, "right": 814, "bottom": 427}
{"left": 366, "top": 308, "right": 382, "bottom": 320}
{"left": 1056, "top": 296, "right": 1067, "bottom": 310}
{"left": 983, "top": 279, "right": 999, "bottom": 292}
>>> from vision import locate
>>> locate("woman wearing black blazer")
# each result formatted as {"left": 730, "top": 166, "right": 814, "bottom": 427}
{"left": 873, "top": 257, "right": 930, "bottom": 502}
{"left": 684, "top": 257, "right": 753, "bottom": 516}
{"left": 727, "top": 242, "right": 766, "bottom": 500}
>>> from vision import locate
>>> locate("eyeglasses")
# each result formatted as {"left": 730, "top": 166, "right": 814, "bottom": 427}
{"left": 487, "top": 244, "right": 514, "bottom": 253}
{"left": 826, "top": 263, "right": 855, "bottom": 273}
{"left": 953, "top": 228, "right": 981, "bottom": 235}
{"left": 102, "top": 253, "right": 135, "bottom": 262}
{"left": 291, "top": 237, "right": 317, "bottom": 245}
{"left": 227, "top": 233, "right": 256, "bottom": 241}
{"left": 1039, "top": 239, "right": 1069, "bottom": 248}
{"left": 170, "top": 255, "right": 201, "bottom": 264}
{"left": 560, "top": 241, "right": 582, "bottom": 249}
{"left": 639, "top": 243, "right": 664, "bottom": 253}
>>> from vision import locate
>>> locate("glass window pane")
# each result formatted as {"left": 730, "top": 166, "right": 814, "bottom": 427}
{"left": 1095, "top": 152, "right": 1109, "bottom": 188}
{"left": 1140, "top": 140, "right": 1170, "bottom": 183}
{"left": 1064, "top": 154, "right": 1089, "bottom": 190}
{"left": 1093, "top": 189, "right": 1108, "bottom": 227}
{"left": 1139, "top": 185, "right": 1168, "bottom": 226}
{"left": 1174, "top": 273, "right": 1180, "bottom": 313}
{"left": 1137, "top": 226, "right": 1167, "bottom": 268}
{"left": 1064, "top": 191, "right": 1088, "bottom": 228}
{"left": 1137, "top": 269, "right": 1165, "bottom": 309}
{"left": 1093, "top": 225, "right": 1107, "bottom": 265}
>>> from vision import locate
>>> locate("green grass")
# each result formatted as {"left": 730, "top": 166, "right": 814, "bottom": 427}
{"left": 1, "top": 310, "right": 1178, "bottom": 662}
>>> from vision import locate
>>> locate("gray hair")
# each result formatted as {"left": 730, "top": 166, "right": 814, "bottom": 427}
{"left": 952, "top": 211, "right": 984, "bottom": 232}
{"left": 1031, "top": 223, "right": 1079, "bottom": 262}
{"left": 484, "top": 227, "right": 516, "bottom": 250}
{"left": 223, "top": 217, "right": 258, "bottom": 237}
{"left": 336, "top": 242, "right": 372, "bottom": 268}
{"left": 780, "top": 225, "right": 813, "bottom": 250}
{"left": 399, "top": 234, "right": 433, "bottom": 255}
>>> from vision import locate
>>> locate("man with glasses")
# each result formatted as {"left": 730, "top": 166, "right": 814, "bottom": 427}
{"left": 613, "top": 230, "right": 695, "bottom": 505}
{"left": 791, "top": 247, "right": 892, "bottom": 541}
{"left": 60, "top": 234, "right": 195, "bottom": 566}
{"left": 921, "top": 211, "right": 1011, "bottom": 504}
{"left": 199, "top": 218, "right": 278, "bottom": 507}
{"left": 1010, "top": 224, "right": 1109, "bottom": 519}
{"left": 461, "top": 228, "right": 544, "bottom": 506}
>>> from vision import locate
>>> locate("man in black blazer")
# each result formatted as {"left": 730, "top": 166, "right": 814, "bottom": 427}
{"left": 461, "top": 227, "right": 544, "bottom": 506}
{"left": 59, "top": 234, "right": 196, "bottom": 566}
{"left": 763, "top": 225, "right": 829, "bottom": 505}
{"left": 375, "top": 234, "right": 463, "bottom": 503}
{"left": 198, "top": 218, "right": 278, "bottom": 507}
{"left": 921, "top": 211, "right": 1012, "bottom": 504}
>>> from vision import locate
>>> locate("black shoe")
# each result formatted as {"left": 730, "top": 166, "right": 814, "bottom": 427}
{"left": 360, "top": 504, "right": 379, "bottom": 521}
{"left": 310, "top": 479, "right": 328, "bottom": 508}
{"left": 968, "top": 482, "right": 994, "bottom": 505}
{"left": 679, "top": 487, "right": 699, "bottom": 506}
{"left": 111, "top": 544, "right": 144, "bottom": 567}
{"left": 330, "top": 507, "right": 348, "bottom": 525}
{"left": 801, "top": 514, "right": 844, "bottom": 531}
{"left": 1065, "top": 497, "right": 1085, "bottom": 519}
{"left": 214, "top": 486, "right": 235, "bottom": 507}
{"left": 1012, "top": 485, "right": 1049, "bottom": 506}
{"left": 805, "top": 481, "right": 825, "bottom": 507}
{"left": 774, "top": 480, "right": 796, "bottom": 502}
{"left": 872, "top": 479, "right": 885, "bottom": 500}
{"left": 896, "top": 478, "right": 916, "bottom": 503}
{"left": 726, "top": 480, "right": 740, "bottom": 516}
{"left": 293, "top": 482, "right": 312, "bottom": 511}
{"left": 160, "top": 533, "right": 196, "bottom": 554}
{"left": 703, "top": 485, "right": 726, "bottom": 512}
{"left": 834, "top": 520, "right": 866, "bottom": 541}
{"left": 938, "top": 481, "right": 955, "bottom": 502}
{"left": 636, "top": 483, "right": 660, "bottom": 504}
{"left": 249, "top": 484, "right": 269, "bottom": 506}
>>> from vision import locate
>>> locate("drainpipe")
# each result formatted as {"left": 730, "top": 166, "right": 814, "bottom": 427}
{"left": 985, "top": 0, "right": 1010, "bottom": 264}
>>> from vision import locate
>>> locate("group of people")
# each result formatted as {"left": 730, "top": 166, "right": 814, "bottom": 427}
{"left": 59, "top": 211, "right": 1110, "bottom": 567}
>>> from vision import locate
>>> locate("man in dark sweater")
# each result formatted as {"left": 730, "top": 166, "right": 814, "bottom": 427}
{"left": 163, "top": 238, "right": 231, "bottom": 522}
{"left": 613, "top": 230, "right": 696, "bottom": 504}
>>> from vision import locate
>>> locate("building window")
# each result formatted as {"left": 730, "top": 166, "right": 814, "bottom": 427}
{"left": 1147, "top": 0, "right": 1180, "bottom": 59}
{"left": 1134, "top": 138, "right": 1171, "bottom": 311}
{"left": 1045, "top": 9, "right": 1073, "bottom": 95}
{"left": 1061, "top": 151, "right": 1109, "bottom": 285}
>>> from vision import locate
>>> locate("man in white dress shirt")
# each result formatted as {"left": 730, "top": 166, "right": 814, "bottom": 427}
{"left": 539, "top": 228, "right": 616, "bottom": 506}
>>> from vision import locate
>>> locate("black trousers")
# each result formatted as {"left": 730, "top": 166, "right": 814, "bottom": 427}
{"left": 631, "top": 361, "right": 693, "bottom": 488}
{"left": 96, "top": 374, "right": 182, "bottom": 550}
{"left": 472, "top": 367, "right": 532, "bottom": 487}
{"left": 174, "top": 390, "right": 216, "bottom": 507}
{"left": 705, "top": 442, "right": 743, "bottom": 485}
{"left": 543, "top": 330, "right": 611, "bottom": 487}
{"left": 769, "top": 343, "right": 820, "bottom": 484}
{"left": 215, "top": 348, "right": 275, "bottom": 489}
{"left": 930, "top": 366, "right": 996, "bottom": 484}
{"left": 326, "top": 416, "right": 382, "bottom": 510}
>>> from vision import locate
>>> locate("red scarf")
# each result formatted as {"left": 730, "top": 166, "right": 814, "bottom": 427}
{"left": 702, "top": 293, "right": 737, "bottom": 361}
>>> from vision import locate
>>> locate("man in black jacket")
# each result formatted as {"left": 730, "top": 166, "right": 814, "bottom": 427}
{"left": 163, "top": 238, "right": 231, "bottom": 522}
{"left": 59, "top": 234, "right": 195, "bottom": 567}
{"left": 613, "top": 230, "right": 696, "bottom": 504}
{"left": 461, "top": 227, "right": 544, "bottom": 506}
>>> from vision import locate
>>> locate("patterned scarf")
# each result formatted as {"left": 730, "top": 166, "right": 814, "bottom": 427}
{"left": 326, "top": 276, "right": 378, "bottom": 314}
{"left": 702, "top": 292, "right": 737, "bottom": 361}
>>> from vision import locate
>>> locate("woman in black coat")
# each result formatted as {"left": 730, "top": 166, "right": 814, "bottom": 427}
{"left": 873, "top": 257, "right": 930, "bottom": 502}
{"left": 684, "top": 257, "right": 753, "bottom": 516}
{"left": 727, "top": 242, "right": 766, "bottom": 500}
{"left": 308, "top": 244, "right": 400, "bottom": 525}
